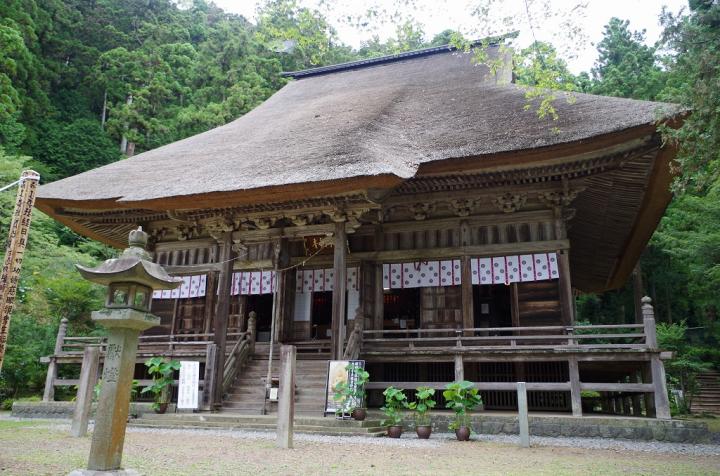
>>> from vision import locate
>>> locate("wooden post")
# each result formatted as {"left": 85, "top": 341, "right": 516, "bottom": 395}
{"left": 633, "top": 263, "right": 644, "bottom": 324}
{"left": 557, "top": 249, "right": 574, "bottom": 326}
{"left": 517, "top": 382, "right": 530, "bottom": 448}
{"left": 510, "top": 283, "right": 525, "bottom": 382}
{"left": 201, "top": 343, "right": 217, "bottom": 411}
{"left": 568, "top": 357, "right": 582, "bottom": 417}
{"left": 642, "top": 296, "right": 671, "bottom": 419}
{"left": 454, "top": 354, "right": 464, "bottom": 381}
{"left": 43, "top": 317, "right": 68, "bottom": 402}
{"left": 71, "top": 346, "right": 100, "bottom": 437}
{"left": 373, "top": 263, "right": 384, "bottom": 332}
{"left": 461, "top": 256, "right": 474, "bottom": 335}
{"left": 331, "top": 221, "right": 347, "bottom": 360}
{"left": 212, "top": 232, "right": 233, "bottom": 409}
{"left": 247, "top": 312, "right": 257, "bottom": 354}
{"left": 276, "top": 345, "right": 296, "bottom": 449}
{"left": 0, "top": 171, "right": 40, "bottom": 372}
{"left": 510, "top": 283, "right": 520, "bottom": 328}
{"left": 373, "top": 226, "right": 385, "bottom": 332}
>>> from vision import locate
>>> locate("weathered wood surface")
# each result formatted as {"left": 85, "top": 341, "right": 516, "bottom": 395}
{"left": 276, "top": 345, "right": 296, "bottom": 449}
{"left": 331, "top": 221, "right": 347, "bottom": 360}
{"left": 517, "top": 382, "right": 530, "bottom": 447}
{"left": 70, "top": 346, "right": 100, "bottom": 437}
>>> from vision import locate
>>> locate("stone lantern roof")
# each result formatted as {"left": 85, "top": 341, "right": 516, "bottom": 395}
{"left": 76, "top": 227, "right": 182, "bottom": 290}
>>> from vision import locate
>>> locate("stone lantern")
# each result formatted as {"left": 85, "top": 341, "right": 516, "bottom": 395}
{"left": 70, "top": 228, "right": 181, "bottom": 475}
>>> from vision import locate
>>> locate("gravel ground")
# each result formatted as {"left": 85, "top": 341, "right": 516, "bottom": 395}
{"left": 2, "top": 419, "right": 720, "bottom": 475}
{"left": 26, "top": 420, "right": 720, "bottom": 456}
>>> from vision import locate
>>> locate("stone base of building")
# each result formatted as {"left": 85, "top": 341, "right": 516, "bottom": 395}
{"left": 422, "top": 413, "right": 711, "bottom": 443}
{"left": 12, "top": 401, "right": 176, "bottom": 419}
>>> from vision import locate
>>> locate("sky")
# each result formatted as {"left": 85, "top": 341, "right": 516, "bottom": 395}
{"left": 211, "top": 0, "right": 688, "bottom": 73}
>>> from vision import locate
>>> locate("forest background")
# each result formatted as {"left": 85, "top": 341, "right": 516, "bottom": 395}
{"left": 0, "top": 0, "right": 718, "bottom": 413}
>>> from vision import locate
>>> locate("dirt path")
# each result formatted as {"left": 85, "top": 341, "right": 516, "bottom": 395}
{"left": 1, "top": 421, "right": 719, "bottom": 475}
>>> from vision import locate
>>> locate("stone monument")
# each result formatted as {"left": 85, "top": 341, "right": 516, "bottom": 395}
{"left": 69, "top": 227, "right": 181, "bottom": 476}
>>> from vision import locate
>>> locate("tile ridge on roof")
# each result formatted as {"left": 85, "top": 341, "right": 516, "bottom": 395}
{"left": 281, "top": 31, "right": 519, "bottom": 79}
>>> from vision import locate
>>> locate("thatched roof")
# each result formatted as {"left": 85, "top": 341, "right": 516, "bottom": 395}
{"left": 37, "top": 45, "right": 679, "bottom": 206}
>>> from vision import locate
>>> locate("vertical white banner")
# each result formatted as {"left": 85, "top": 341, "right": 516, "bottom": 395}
{"left": 177, "top": 361, "right": 199, "bottom": 410}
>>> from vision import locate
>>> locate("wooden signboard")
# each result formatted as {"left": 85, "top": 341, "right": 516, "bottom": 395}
{"left": 0, "top": 171, "right": 39, "bottom": 371}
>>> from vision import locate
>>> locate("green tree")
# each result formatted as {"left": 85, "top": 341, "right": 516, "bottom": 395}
{"left": 659, "top": 1, "right": 720, "bottom": 192}
{"left": 590, "top": 18, "right": 666, "bottom": 101}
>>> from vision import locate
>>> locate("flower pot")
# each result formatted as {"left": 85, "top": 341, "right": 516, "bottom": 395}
{"left": 351, "top": 408, "right": 367, "bottom": 421}
{"left": 455, "top": 426, "right": 471, "bottom": 441}
{"left": 155, "top": 403, "right": 169, "bottom": 414}
{"left": 416, "top": 425, "right": 432, "bottom": 439}
{"left": 387, "top": 425, "right": 403, "bottom": 438}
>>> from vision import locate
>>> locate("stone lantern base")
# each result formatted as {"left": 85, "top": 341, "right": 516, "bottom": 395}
{"left": 68, "top": 469, "right": 141, "bottom": 476}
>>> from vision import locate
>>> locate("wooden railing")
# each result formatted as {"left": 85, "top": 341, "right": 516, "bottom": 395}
{"left": 362, "top": 321, "right": 653, "bottom": 353}
{"left": 222, "top": 316, "right": 256, "bottom": 394}
{"left": 55, "top": 332, "right": 249, "bottom": 358}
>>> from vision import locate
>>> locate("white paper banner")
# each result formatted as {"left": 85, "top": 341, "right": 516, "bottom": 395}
{"left": 229, "top": 271, "right": 276, "bottom": 296}
{"left": 382, "top": 260, "right": 461, "bottom": 289}
{"left": 472, "top": 252, "right": 559, "bottom": 285}
{"left": 295, "top": 267, "right": 360, "bottom": 293}
{"left": 153, "top": 274, "right": 207, "bottom": 300}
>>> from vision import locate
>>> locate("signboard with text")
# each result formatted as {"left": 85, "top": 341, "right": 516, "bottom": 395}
{"left": 177, "top": 361, "right": 199, "bottom": 409}
{"left": 324, "top": 360, "right": 364, "bottom": 416}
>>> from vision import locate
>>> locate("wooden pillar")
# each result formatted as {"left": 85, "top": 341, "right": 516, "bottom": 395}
{"left": 201, "top": 343, "right": 217, "bottom": 411}
{"left": 454, "top": 354, "right": 464, "bottom": 381}
{"left": 212, "top": 232, "right": 233, "bottom": 409}
{"left": 557, "top": 249, "right": 574, "bottom": 326}
{"left": 460, "top": 221, "right": 474, "bottom": 335}
{"left": 461, "top": 257, "right": 474, "bottom": 334}
{"left": 203, "top": 272, "right": 217, "bottom": 335}
{"left": 70, "top": 345, "right": 100, "bottom": 437}
{"left": 373, "top": 225, "right": 384, "bottom": 332}
{"left": 568, "top": 357, "right": 582, "bottom": 417}
{"left": 552, "top": 207, "right": 574, "bottom": 326}
{"left": 510, "top": 284, "right": 520, "bottom": 327}
{"left": 511, "top": 284, "right": 525, "bottom": 381}
{"left": 331, "top": 221, "right": 347, "bottom": 360}
{"left": 373, "top": 263, "right": 384, "bottom": 332}
{"left": 276, "top": 345, "right": 296, "bottom": 448}
{"left": 271, "top": 238, "right": 290, "bottom": 343}
{"left": 43, "top": 318, "right": 68, "bottom": 402}
{"left": 633, "top": 263, "right": 644, "bottom": 324}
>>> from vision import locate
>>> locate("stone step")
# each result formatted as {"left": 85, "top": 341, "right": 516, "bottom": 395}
{"left": 129, "top": 421, "right": 385, "bottom": 436}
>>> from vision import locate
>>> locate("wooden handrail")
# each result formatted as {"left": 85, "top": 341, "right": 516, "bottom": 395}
{"left": 361, "top": 322, "right": 652, "bottom": 352}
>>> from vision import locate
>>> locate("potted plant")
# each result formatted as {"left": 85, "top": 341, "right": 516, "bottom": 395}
{"left": 380, "top": 386, "right": 408, "bottom": 438}
{"left": 408, "top": 386, "right": 436, "bottom": 439}
{"left": 581, "top": 390, "right": 601, "bottom": 413}
{"left": 443, "top": 380, "right": 482, "bottom": 441}
{"left": 141, "top": 357, "right": 180, "bottom": 413}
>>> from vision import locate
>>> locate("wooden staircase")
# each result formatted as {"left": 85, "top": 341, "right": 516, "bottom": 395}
{"left": 691, "top": 371, "right": 720, "bottom": 415}
{"left": 222, "top": 345, "right": 329, "bottom": 415}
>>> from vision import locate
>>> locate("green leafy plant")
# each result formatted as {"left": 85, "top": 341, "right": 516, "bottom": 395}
{"left": 141, "top": 357, "right": 180, "bottom": 411}
{"left": 332, "top": 363, "right": 370, "bottom": 415}
{"left": 408, "top": 386, "right": 436, "bottom": 426}
{"left": 380, "top": 386, "right": 408, "bottom": 427}
{"left": 443, "top": 380, "right": 482, "bottom": 431}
